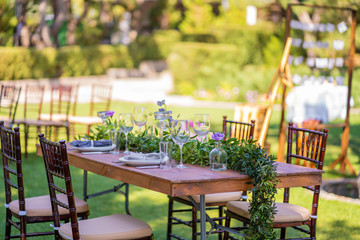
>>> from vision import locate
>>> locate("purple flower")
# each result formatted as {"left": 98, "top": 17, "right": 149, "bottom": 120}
{"left": 106, "top": 111, "right": 115, "bottom": 117}
{"left": 212, "top": 132, "right": 225, "bottom": 141}
{"left": 157, "top": 100, "right": 165, "bottom": 107}
{"left": 159, "top": 108, "right": 165, "bottom": 112}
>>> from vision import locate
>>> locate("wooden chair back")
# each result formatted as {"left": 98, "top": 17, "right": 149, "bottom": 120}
{"left": 49, "top": 84, "right": 72, "bottom": 121}
{"left": 89, "top": 84, "right": 112, "bottom": 116}
{"left": 233, "top": 103, "right": 268, "bottom": 145}
{"left": 23, "top": 84, "right": 45, "bottom": 120}
{"left": 38, "top": 134, "right": 80, "bottom": 240}
{"left": 0, "top": 85, "right": 21, "bottom": 125}
{"left": 222, "top": 116, "right": 255, "bottom": 141}
{"left": 284, "top": 122, "right": 328, "bottom": 217}
{"left": 0, "top": 121, "right": 25, "bottom": 217}
{"left": 71, "top": 84, "right": 112, "bottom": 117}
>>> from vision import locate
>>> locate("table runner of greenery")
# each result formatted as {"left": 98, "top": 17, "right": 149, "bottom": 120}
{"left": 78, "top": 123, "right": 278, "bottom": 240}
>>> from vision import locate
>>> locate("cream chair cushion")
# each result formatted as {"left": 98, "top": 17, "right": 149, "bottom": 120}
{"left": 68, "top": 116, "right": 102, "bottom": 125}
{"left": 226, "top": 201, "right": 311, "bottom": 223}
{"left": 9, "top": 194, "right": 89, "bottom": 217}
{"left": 40, "top": 113, "right": 67, "bottom": 121}
{"left": 59, "top": 214, "right": 153, "bottom": 240}
{"left": 180, "top": 191, "right": 243, "bottom": 204}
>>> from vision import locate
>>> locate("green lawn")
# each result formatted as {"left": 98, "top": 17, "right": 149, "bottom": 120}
{"left": 0, "top": 100, "right": 359, "bottom": 239}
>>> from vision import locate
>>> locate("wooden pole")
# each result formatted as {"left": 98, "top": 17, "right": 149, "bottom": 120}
{"left": 259, "top": 38, "right": 292, "bottom": 150}
{"left": 329, "top": 9, "right": 357, "bottom": 175}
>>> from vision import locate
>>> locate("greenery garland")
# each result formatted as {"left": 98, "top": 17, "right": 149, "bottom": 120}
{"left": 78, "top": 125, "right": 278, "bottom": 240}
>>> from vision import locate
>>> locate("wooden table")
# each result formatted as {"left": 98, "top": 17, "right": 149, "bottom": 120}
{"left": 37, "top": 145, "right": 324, "bottom": 239}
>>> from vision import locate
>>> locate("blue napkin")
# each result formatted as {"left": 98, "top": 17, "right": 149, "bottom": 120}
{"left": 70, "top": 140, "right": 112, "bottom": 148}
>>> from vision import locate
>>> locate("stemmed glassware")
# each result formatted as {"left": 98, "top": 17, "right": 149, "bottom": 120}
{"left": 97, "top": 111, "right": 108, "bottom": 125}
{"left": 133, "top": 107, "right": 148, "bottom": 132}
{"left": 170, "top": 120, "right": 190, "bottom": 169}
{"left": 193, "top": 114, "right": 210, "bottom": 142}
{"left": 154, "top": 111, "right": 171, "bottom": 141}
{"left": 119, "top": 113, "right": 134, "bottom": 154}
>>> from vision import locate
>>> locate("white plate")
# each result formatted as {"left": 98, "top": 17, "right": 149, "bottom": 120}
{"left": 117, "top": 156, "right": 161, "bottom": 166}
{"left": 73, "top": 144, "right": 115, "bottom": 152}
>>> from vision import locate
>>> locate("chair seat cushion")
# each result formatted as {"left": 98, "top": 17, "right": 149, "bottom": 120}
{"left": 179, "top": 191, "right": 243, "bottom": 204}
{"left": 25, "top": 119, "right": 67, "bottom": 127}
{"left": 226, "top": 201, "right": 311, "bottom": 223}
{"left": 9, "top": 194, "right": 89, "bottom": 217}
{"left": 68, "top": 116, "right": 102, "bottom": 125}
{"left": 59, "top": 214, "right": 153, "bottom": 240}
{"left": 40, "top": 113, "right": 67, "bottom": 121}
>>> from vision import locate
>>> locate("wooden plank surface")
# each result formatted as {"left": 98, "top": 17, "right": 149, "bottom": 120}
{"left": 37, "top": 144, "right": 324, "bottom": 196}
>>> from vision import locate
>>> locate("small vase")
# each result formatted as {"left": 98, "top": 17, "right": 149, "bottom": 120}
{"left": 209, "top": 141, "right": 227, "bottom": 171}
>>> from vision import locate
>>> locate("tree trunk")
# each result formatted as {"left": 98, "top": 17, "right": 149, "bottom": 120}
{"left": 67, "top": 0, "right": 89, "bottom": 45}
{"left": 14, "top": 0, "right": 30, "bottom": 47}
{"left": 32, "top": 0, "right": 52, "bottom": 48}
{"left": 51, "top": 0, "right": 69, "bottom": 47}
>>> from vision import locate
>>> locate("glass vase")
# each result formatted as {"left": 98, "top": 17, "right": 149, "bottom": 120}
{"left": 209, "top": 141, "right": 227, "bottom": 171}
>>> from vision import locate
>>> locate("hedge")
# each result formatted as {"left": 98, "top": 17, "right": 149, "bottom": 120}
{"left": 0, "top": 45, "right": 132, "bottom": 80}
{"left": 167, "top": 42, "right": 275, "bottom": 102}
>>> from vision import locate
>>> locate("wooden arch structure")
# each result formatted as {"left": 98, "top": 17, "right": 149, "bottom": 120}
{"left": 277, "top": 3, "right": 357, "bottom": 174}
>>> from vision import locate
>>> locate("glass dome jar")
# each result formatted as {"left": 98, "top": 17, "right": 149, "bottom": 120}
{"left": 209, "top": 141, "right": 227, "bottom": 171}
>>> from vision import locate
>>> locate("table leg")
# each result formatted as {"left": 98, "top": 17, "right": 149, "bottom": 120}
{"left": 187, "top": 195, "right": 245, "bottom": 239}
{"left": 83, "top": 170, "right": 88, "bottom": 201}
{"left": 200, "top": 195, "right": 206, "bottom": 240}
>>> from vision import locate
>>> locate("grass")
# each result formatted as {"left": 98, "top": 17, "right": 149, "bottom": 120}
{"left": 0, "top": 100, "right": 359, "bottom": 239}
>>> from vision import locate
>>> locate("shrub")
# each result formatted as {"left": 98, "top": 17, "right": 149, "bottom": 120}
{"left": 57, "top": 45, "right": 132, "bottom": 77}
{"left": 213, "top": 23, "right": 281, "bottom": 65}
{"left": 0, "top": 45, "right": 132, "bottom": 80}
{"left": 129, "top": 30, "right": 181, "bottom": 67}
{"left": 0, "top": 47, "right": 57, "bottom": 80}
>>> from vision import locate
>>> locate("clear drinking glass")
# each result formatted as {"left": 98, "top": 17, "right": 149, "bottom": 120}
{"left": 133, "top": 107, "right": 147, "bottom": 131}
{"left": 193, "top": 114, "right": 210, "bottom": 142}
{"left": 159, "top": 141, "right": 173, "bottom": 169}
{"left": 170, "top": 120, "right": 190, "bottom": 169}
{"left": 119, "top": 113, "right": 134, "bottom": 154}
{"left": 109, "top": 129, "right": 121, "bottom": 155}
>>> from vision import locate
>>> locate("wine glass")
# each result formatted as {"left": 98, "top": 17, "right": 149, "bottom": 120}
{"left": 133, "top": 107, "right": 148, "bottom": 131}
{"left": 97, "top": 111, "right": 108, "bottom": 125}
{"left": 193, "top": 114, "right": 210, "bottom": 142}
{"left": 119, "top": 113, "right": 134, "bottom": 154}
{"left": 170, "top": 120, "right": 190, "bottom": 169}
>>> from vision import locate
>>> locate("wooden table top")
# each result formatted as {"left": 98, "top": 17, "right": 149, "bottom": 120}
{"left": 37, "top": 144, "right": 324, "bottom": 197}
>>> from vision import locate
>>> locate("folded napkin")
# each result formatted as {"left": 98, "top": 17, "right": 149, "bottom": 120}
{"left": 124, "top": 152, "right": 162, "bottom": 161}
{"left": 70, "top": 140, "right": 112, "bottom": 148}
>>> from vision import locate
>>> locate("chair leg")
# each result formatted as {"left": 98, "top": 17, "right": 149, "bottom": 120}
{"left": 24, "top": 125, "right": 29, "bottom": 158}
{"left": 192, "top": 206, "right": 198, "bottom": 240}
{"left": 5, "top": 209, "right": 11, "bottom": 240}
{"left": 224, "top": 215, "right": 231, "bottom": 240}
{"left": 218, "top": 206, "right": 223, "bottom": 240}
{"left": 167, "top": 197, "right": 174, "bottom": 240}
{"left": 66, "top": 126, "right": 70, "bottom": 141}
{"left": 280, "top": 227, "right": 286, "bottom": 239}
{"left": 87, "top": 124, "right": 91, "bottom": 135}
{"left": 20, "top": 215, "right": 26, "bottom": 240}
{"left": 310, "top": 219, "right": 316, "bottom": 240}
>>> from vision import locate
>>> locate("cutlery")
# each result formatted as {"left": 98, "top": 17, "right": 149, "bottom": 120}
{"left": 81, "top": 151, "right": 109, "bottom": 155}
{"left": 136, "top": 165, "right": 160, "bottom": 169}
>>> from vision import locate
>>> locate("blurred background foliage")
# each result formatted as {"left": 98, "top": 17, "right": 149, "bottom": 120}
{"left": 0, "top": 0, "right": 360, "bottom": 105}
